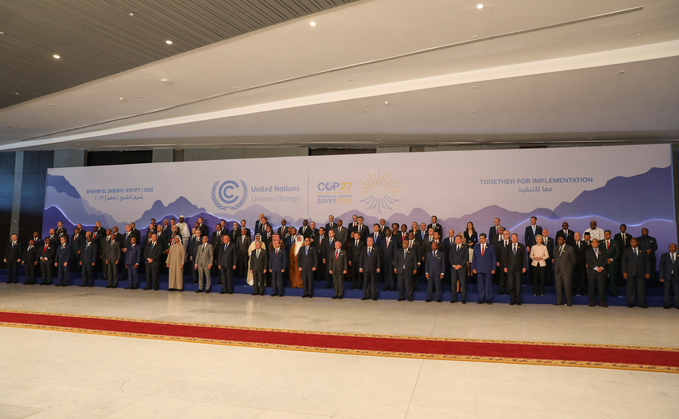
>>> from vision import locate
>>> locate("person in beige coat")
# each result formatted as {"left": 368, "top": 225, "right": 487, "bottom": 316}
{"left": 194, "top": 235, "right": 213, "bottom": 293}
{"left": 529, "top": 234, "right": 550, "bottom": 296}
{"left": 166, "top": 237, "right": 185, "bottom": 291}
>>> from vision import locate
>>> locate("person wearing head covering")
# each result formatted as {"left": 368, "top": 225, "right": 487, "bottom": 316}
{"left": 165, "top": 237, "right": 185, "bottom": 291}
{"left": 288, "top": 235, "right": 304, "bottom": 288}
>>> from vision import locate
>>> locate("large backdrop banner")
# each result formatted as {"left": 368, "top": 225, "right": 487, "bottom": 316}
{"left": 44, "top": 144, "right": 676, "bottom": 252}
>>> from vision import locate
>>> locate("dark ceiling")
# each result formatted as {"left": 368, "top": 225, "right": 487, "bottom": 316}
{"left": 0, "top": 0, "right": 357, "bottom": 110}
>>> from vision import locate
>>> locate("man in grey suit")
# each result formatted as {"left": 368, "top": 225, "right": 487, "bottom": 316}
{"left": 328, "top": 240, "right": 347, "bottom": 299}
{"left": 194, "top": 235, "right": 213, "bottom": 293}
{"left": 333, "top": 219, "right": 348, "bottom": 244}
{"left": 553, "top": 236, "right": 576, "bottom": 306}
{"left": 104, "top": 233, "right": 121, "bottom": 288}
{"left": 250, "top": 240, "right": 268, "bottom": 296}
{"left": 394, "top": 239, "right": 418, "bottom": 301}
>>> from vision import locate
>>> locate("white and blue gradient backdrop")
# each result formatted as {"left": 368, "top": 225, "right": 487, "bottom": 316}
{"left": 44, "top": 144, "right": 675, "bottom": 258}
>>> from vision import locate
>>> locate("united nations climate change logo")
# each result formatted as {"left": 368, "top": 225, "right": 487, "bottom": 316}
{"left": 212, "top": 180, "right": 248, "bottom": 211}
{"left": 359, "top": 171, "right": 400, "bottom": 213}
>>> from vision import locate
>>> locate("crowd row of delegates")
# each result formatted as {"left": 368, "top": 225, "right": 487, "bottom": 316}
{"left": 4, "top": 214, "right": 679, "bottom": 309}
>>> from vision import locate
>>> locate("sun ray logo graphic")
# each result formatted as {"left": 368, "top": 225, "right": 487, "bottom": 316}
{"left": 359, "top": 171, "right": 400, "bottom": 213}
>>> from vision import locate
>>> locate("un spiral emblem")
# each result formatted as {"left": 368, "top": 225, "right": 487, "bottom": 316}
{"left": 212, "top": 180, "right": 248, "bottom": 212}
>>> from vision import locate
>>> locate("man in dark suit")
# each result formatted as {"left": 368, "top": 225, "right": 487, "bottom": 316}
{"left": 186, "top": 230, "right": 202, "bottom": 284}
{"left": 621, "top": 238, "right": 651, "bottom": 308}
{"left": 586, "top": 239, "right": 608, "bottom": 307}
{"left": 542, "top": 229, "right": 554, "bottom": 285}
{"left": 4, "top": 234, "right": 22, "bottom": 283}
{"left": 80, "top": 233, "right": 98, "bottom": 287}
{"left": 571, "top": 232, "right": 588, "bottom": 296}
{"left": 555, "top": 222, "right": 575, "bottom": 247}
{"left": 348, "top": 214, "right": 359, "bottom": 235}
{"left": 359, "top": 237, "right": 381, "bottom": 300}
{"left": 211, "top": 223, "right": 225, "bottom": 247}
{"left": 524, "top": 216, "right": 542, "bottom": 253}
{"left": 424, "top": 241, "right": 445, "bottom": 303}
{"left": 334, "top": 219, "right": 348, "bottom": 244}
{"left": 284, "top": 228, "right": 297, "bottom": 250}
{"left": 269, "top": 240, "right": 288, "bottom": 297}
{"left": 637, "top": 228, "right": 658, "bottom": 288}
{"left": 553, "top": 236, "right": 576, "bottom": 306}
{"left": 488, "top": 218, "right": 502, "bottom": 243}
{"left": 104, "top": 233, "right": 121, "bottom": 288}
{"left": 196, "top": 217, "right": 208, "bottom": 238}
{"left": 324, "top": 215, "right": 336, "bottom": 235}
{"left": 129, "top": 222, "right": 141, "bottom": 244}
{"left": 407, "top": 232, "right": 422, "bottom": 291}
{"left": 427, "top": 215, "right": 443, "bottom": 237}
{"left": 277, "top": 219, "right": 289, "bottom": 239}
{"left": 230, "top": 222, "right": 241, "bottom": 241}
{"left": 614, "top": 224, "right": 632, "bottom": 249}
{"left": 415, "top": 223, "right": 428, "bottom": 242}
{"left": 353, "top": 217, "right": 368, "bottom": 242}
{"left": 472, "top": 233, "right": 496, "bottom": 304}
{"left": 236, "top": 228, "right": 252, "bottom": 278}
{"left": 449, "top": 234, "right": 468, "bottom": 303}
{"left": 348, "top": 232, "right": 364, "bottom": 290}
{"left": 124, "top": 237, "right": 141, "bottom": 289}
{"left": 250, "top": 240, "right": 268, "bottom": 296}
{"left": 71, "top": 227, "right": 84, "bottom": 270}
{"left": 394, "top": 239, "right": 418, "bottom": 301}
{"left": 56, "top": 221, "right": 68, "bottom": 243}
{"left": 307, "top": 222, "right": 319, "bottom": 247}
{"left": 601, "top": 230, "right": 621, "bottom": 297}
{"left": 314, "top": 227, "right": 327, "bottom": 284}
{"left": 328, "top": 240, "right": 348, "bottom": 299}
{"left": 38, "top": 237, "right": 55, "bottom": 285}
{"left": 380, "top": 229, "right": 396, "bottom": 291}
{"left": 261, "top": 225, "right": 274, "bottom": 252}
{"left": 143, "top": 234, "right": 163, "bottom": 291}
{"left": 659, "top": 243, "right": 679, "bottom": 309}
{"left": 54, "top": 236, "right": 71, "bottom": 286}
{"left": 299, "top": 219, "right": 311, "bottom": 239}
{"left": 218, "top": 235, "right": 237, "bottom": 294}
{"left": 297, "top": 237, "right": 317, "bottom": 298}
{"left": 22, "top": 239, "right": 38, "bottom": 285}
{"left": 370, "top": 224, "right": 383, "bottom": 247}
{"left": 323, "top": 229, "right": 337, "bottom": 289}
{"left": 239, "top": 219, "right": 251, "bottom": 238}
{"left": 495, "top": 230, "right": 511, "bottom": 295}
{"left": 503, "top": 233, "right": 526, "bottom": 305}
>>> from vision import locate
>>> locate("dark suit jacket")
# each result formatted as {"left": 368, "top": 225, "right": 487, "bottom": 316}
{"left": 621, "top": 247, "right": 651, "bottom": 277}
{"left": 496, "top": 239, "right": 511, "bottom": 267}
{"left": 502, "top": 243, "right": 526, "bottom": 273}
{"left": 369, "top": 231, "right": 383, "bottom": 247}
{"left": 56, "top": 227, "right": 69, "bottom": 243}
{"left": 71, "top": 233, "right": 84, "bottom": 255}
{"left": 324, "top": 223, "right": 337, "bottom": 234}
{"left": 197, "top": 224, "right": 208, "bottom": 238}
{"left": 81, "top": 241, "right": 99, "bottom": 265}
{"left": 261, "top": 232, "right": 274, "bottom": 250}
{"left": 124, "top": 244, "right": 141, "bottom": 266}
{"left": 425, "top": 250, "right": 445, "bottom": 278}
{"left": 354, "top": 224, "right": 368, "bottom": 242}
{"left": 394, "top": 247, "right": 417, "bottom": 274}
{"left": 449, "top": 243, "right": 468, "bottom": 268}
{"left": 236, "top": 235, "right": 252, "bottom": 258}
{"left": 379, "top": 236, "right": 396, "bottom": 265}
{"left": 230, "top": 228, "right": 241, "bottom": 241}
{"left": 333, "top": 226, "right": 348, "bottom": 244}
{"left": 543, "top": 237, "right": 555, "bottom": 263}
{"left": 143, "top": 241, "right": 163, "bottom": 264}
{"left": 573, "top": 240, "right": 588, "bottom": 268}
{"left": 524, "top": 225, "right": 543, "bottom": 248}
{"left": 659, "top": 252, "right": 679, "bottom": 282}
{"left": 586, "top": 247, "right": 608, "bottom": 275}
{"left": 614, "top": 232, "right": 633, "bottom": 248}
{"left": 636, "top": 235, "right": 658, "bottom": 261}
{"left": 427, "top": 223, "right": 443, "bottom": 237}
{"left": 349, "top": 239, "right": 364, "bottom": 264}
{"left": 277, "top": 225, "right": 289, "bottom": 238}
{"left": 328, "top": 248, "right": 347, "bottom": 274}
{"left": 130, "top": 228, "right": 141, "bottom": 244}
{"left": 218, "top": 242, "right": 237, "bottom": 269}
{"left": 104, "top": 241, "right": 121, "bottom": 264}
{"left": 297, "top": 246, "right": 317, "bottom": 271}
{"left": 601, "top": 239, "right": 620, "bottom": 264}
{"left": 55, "top": 243, "right": 71, "bottom": 264}
{"left": 250, "top": 248, "right": 268, "bottom": 272}
{"left": 359, "top": 245, "right": 381, "bottom": 273}
{"left": 472, "top": 243, "right": 496, "bottom": 274}
{"left": 23, "top": 245, "right": 38, "bottom": 265}
{"left": 38, "top": 242, "right": 55, "bottom": 262}
{"left": 269, "top": 247, "right": 288, "bottom": 272}
{"left": 4, "top": 241, "right": 22, "bottom": 262}
{"left": 555, "top": 229, "right": 575, "bottom": 246}
{"left": 316, "top": 235, "right": 328, "bottom": 258}
{"left": 553, "top": 244, "right": 576, "bottom": 276}
{"left": 325, "top": 238, "right": 339, "bottom": 262}
{"left": 299, "top": 225, "right": 313, "bottom": 239}
{"left": 488, "top": 226, "right": 502, "bottom": 243}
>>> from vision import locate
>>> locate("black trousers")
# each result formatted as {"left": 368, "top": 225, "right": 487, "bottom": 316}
{"left": 57, "top": 263, "right": 69, "bottom": 285}
{"left": 397, "top": 273, "right": 413, "bottom": 300}
{"left": 271, "top": 270, "right": 284, "bottom": 296}
{"left": 497, "top": 264, "right": 508, "bottom": 293}
{"left": 363, "top": 271, "right": 378, "bottom": 299}
{"left": 332, "top": 273, "right": 344, "bottom": 297}
{"left": 572, "top": 265, "right": 586, "bottom": 294}
{"left": 350, "top": 260, "right": 360, "bottom": 289}
{"left": 587, "top": 272, "right": 607, "bottom": 304}
{"left": 506, "top": 270, "right": 522, "bottom": 304}
{"left": 383, "top": 263, "right": 395, "bottom": 290}
{"left": 220, "top": 267, "right": 233, "bottom": 292}
{"left": 39, "top": 260, "right": 53, "bottom": 284}
{"left": 237, "top": 256, "right": 249, "bottom": 277}
{"left": 82, "top": 263, "right": 94, "bottom": 286}
{"left": 24, "top": 263, "right": 36, "bottom": 284}
{"left": 105, "top": 261, "right": 119, "bottom": 287}
{"left": 145, "top": 262, "right": 159, "bottom": 289}
{"left": 301, "top": 269, "right": 314, "bottom": 296}
{"left": 6, "top": 261, "right": 18, "bottom": 283}
{"left": 663, "top": 280, "right": 679, "bottom": 306}
{"left": 426, "top": 275, "right": 442, "bottom": 301}
{"left": 531, "top": 265, "right": 546, "bottom": 295}
{"left": 252, "top": 270, "right": 266, "bottom": 295}
{"left": 451, "top": 267, "right": 466, "bottom": 302}
{"left": 626, "top": 274, "right": 646, "bottom": 306}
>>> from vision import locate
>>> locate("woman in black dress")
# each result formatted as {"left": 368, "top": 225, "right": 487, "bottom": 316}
{"left": 463, "top": 222, "right": 478, "bottom": 277}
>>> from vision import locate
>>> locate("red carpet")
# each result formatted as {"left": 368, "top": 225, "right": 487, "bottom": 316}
{"left": 1, "top": 310, "right": 677, "bottom": 373}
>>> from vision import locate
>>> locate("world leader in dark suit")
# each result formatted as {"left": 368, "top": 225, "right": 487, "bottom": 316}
{"left": 54, "top": 237, "right": 71, "bottom": 286}
{"left": 659, "top": 243, "right": 679, "bottom": 309}
{"left": 553, "top": 236, "right": 576, "bottom": 306}
{"left": 250, "top": 241, "right": 269, "bottom": 296}
{"left": 585, "top": 239, "right": 608, "bottom": 307}
{"left": 359, "top": 237, "right": 382, "bottom": 300}
{"left": 297, "top": 238, "right": 317, "bottom": 298}
{"left": 472, "top": 234, "right": 496, "bottom": 304}
{"left": 328, "top": 240, "right": 348, "bottom": 299}
{"left": 502, "top": 234, "right": 526, "bottom": 306}
{"left": 124, "top": 238, "right": 141, "bottom": 289}
{"left": 4, "top": 234, "right": 22, "bottom": 283}
{"left": 80, "top": 236, "right": 99, "bottom": 287}
{"left": 424, "top": 242, "right": 445, "bottom": 302}
{"left": 394, "top": 239, "right": 418, "bottom": 301}
{"left": 38, "top": 238, "right": 55, "bottom": 285}
{"left": 269, "top": 242, "right": 288, "bottom": 297}
{"left": 143, "top": 234, "right": 163, "bottom": 291}
{"left": 22, "top": 240, "right": 38, "bottom": 285}
{"left": 621, "top": 238, "right": 651, "bottom": 308}
{"left": 218, "top": 235, "right": 237, "bottom": 294}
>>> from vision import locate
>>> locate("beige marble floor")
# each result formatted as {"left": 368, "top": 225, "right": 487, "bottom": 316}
{"left": 1, "top": 284, "right": 678, "bottom": 419}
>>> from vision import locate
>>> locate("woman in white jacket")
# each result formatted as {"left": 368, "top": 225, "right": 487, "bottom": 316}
{"left": 529, "top": 234, "right": 549, "bottom": 296}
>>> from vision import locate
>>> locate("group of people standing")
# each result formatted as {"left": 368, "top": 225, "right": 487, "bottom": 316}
{"left": 4, "top": 213, "right": 678, "bottom": 309}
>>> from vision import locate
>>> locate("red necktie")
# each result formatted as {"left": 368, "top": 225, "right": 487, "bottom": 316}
{"left": 44, "top": 245, "right": 47, "bottom": 251}
{"left": 335, "top": 250, "right": 339, "bottom": 260}
{"left": 481, "top": 245, "right": 485, "bottom": 256}
{"left": 606, "top": 241, "right": 609, "bottom": 250}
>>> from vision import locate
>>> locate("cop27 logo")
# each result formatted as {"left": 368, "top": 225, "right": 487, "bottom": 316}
{"left": 212, "top": 180, "right": 248, "bottom": 211}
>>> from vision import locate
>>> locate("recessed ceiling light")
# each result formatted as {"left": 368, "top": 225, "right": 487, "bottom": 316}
{"left": 0, "top": 32, "right": 4, "bottom": 35}
{"left": 165, "top": 40, "right": 173, "bottom": 45}
{"left": 309, "top": 22, "right": 316, "bottom": 26}
{"left": 477, "top": 4, "right": 483, "bottom": 9}
{"left": 53, "top": 54, "right": 60, "bottom": 59}
{"left": 129, "top": 13, "right": 134, "bottom": 16}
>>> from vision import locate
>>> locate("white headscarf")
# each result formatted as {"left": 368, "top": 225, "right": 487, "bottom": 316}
{"left": 293, "top": 235, "right": 304, "bottom": 256}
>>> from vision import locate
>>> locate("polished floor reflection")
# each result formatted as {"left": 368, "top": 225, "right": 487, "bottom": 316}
{"left": 1, "top": 284, "right": 678, "bottom": 419}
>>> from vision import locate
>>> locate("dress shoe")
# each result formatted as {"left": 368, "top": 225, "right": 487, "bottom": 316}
{"left": 78, "top": 284, "right": 86, "bottom": 288}
{"left": 259, "top": 292, "right": 264, "bottom": 296}
{"left": 220, "top": 290, "right": 227, "bottom": 294}
{"left": 272, "top": 294, "right": 278, "bottom": 297}
{"left": 663, "top": 305, "right": 671, "bottom": 309}
{"left": 516, "top": 302, "right": 521, "bottom": 306}
{"left": 196, "top": 289, "right": 204, "bottom": 293}
{"left": 477, "top": 301, "right": 483, "bottom": 304}
{"left": 408, "top": 298, "right": 413, "bottom": 302}
{"left": 462, "top": 301, "right": 466, "bottom": 304}
{"left": 124, "top": 286, "right": 131, "bottom": 289}
{"left": 325, "top": 285, "right": 332, "bottom": 289}
{"left": 398, "top": 297, "right": 404, "bottom": 301}
{"left": 205, "top": 290, "right": 210, "bottom": 294}
{"left": 510, "top": 301, "right": 516, "bottom": 306}
{"left": 105, "top": 285, "right": 111, "bottom": 288}
{"left": 251, "top": 293, "right": 258, "bottom": 296}
{"left": 566, "top": 304, "right": 572, "bottom": 307}
{"left": 361, "top": 297, "right": 369, "bottom": 300}
{"left": 88, "top": 284, "right": 94, "bottom": 287}
{"left": 302, "top": 295, "right": 308, "bottom": 298}
{"left": 153, "top": 288, "right": 158, "bottom": 291}
{"left": 588, "top": 302, "right": 595, "bottom": 307}
{"left": 599, "top": 303, "right": 608, "bottom": 308}
{"left": 111, "top": 285, "right": 117, "bottom": 289}
{"left": 143, "top": 287, "right": 151, "bottom": 290}
{"left": 178, "top": 289, "right": 183, "bottom": 292}
{"left": 627, "top": 304, "right": 633, "bottom": 308}
{"left": 486, "top": 301, "right": 491, "bottom": 305}
{"left": 640, "top": 305, "right": 648, "bottom": 309}
{"left": 450, "top": 300, "right": 457, "bottom": 303}
{"left": 436, "top": 299, "right": 441, "bottom": 303}
{"left": 332, "top": 296, "right": 337, "bottom": 299}
{"left": 552, "top": 303, "right": 561, "bottom": 306}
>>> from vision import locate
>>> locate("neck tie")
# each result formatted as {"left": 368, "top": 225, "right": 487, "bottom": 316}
{"left": 560, "top": 246, "right": 564, "bottom": 255}
{"left": 335, "top": 250, "right": 339, "bottom": 259}
{"left": 634, "top": 248, "right": 638, "bottom": 256}
{"left": 623, "top": 235, "right": 626, "bottom": 245}
{"left": 505, "top": 240, "right": 508, "bottom": 247}
{"left": 513, "top": 244, "right": 516, "bottom": 255}
{"left": 12, "top": 242, "right": 16, "bottom": 247}
{"left": 404, "top": 249, "right": 407, "bottom": 258}
{"left": 257, "top": 249, "right": 260, "bottom": 258}
{"left": 305, "top": 247, "right": 308, "bottom": 255}
{"left": 276, "top": 248, "right": 279, "bottom": 255}
{"left": 355, "top": 240, "right": 358, "bottom": 246}
{"left": 44, "top": 245, "right": 47, "bottom": 251}
{"left": 606, "top": 241, "right": 609, "bottom": 250}
{"left": 671, "top": 253, "right": 675, "bottom": 263}
{"left": 202, "top": 243, "right": 206, "bottom": 250}
{"left": 457, "top": 244, "right": 460, "bottom": 251}
{"left": 434, "top": 251, "right": 437, "bottom": 257}
{"left": 481, "top": 245, "right": 485, "bottom": 256}
{"left": 595, "top": 249, "right": 598, "bottom": 258}
{"left": 368, "top": 248, "right": 371, "bottom": 257}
